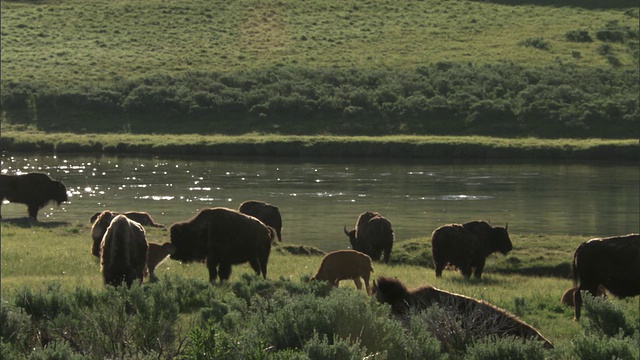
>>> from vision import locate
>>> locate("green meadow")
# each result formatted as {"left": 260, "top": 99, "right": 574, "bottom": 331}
{"left": 1, "top": 221, "right": 638, "bottom": 358}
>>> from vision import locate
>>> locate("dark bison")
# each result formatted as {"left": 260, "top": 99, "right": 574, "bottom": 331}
{"left": 372, "top": 276, "right": 554, "bottom": 349}
{"left": 431, "top": 220, "right": 512, "bottom": 279}
{"left": 169, "top": 207, "right": 276, "bottom": 283}
{"left": 91, "top": 210, "right": 119, "bottom": 257}
{"left": 239, "top": 200, "right": 283, "bottom": 242}
{"left": 90, "top": 211, "right": 164, "bottom": 227}
{"left": 100, "top": 214, "right": 149, "bottom": 287}
{"left": 344, "top": 211, "right": 394, "bottom": 263}
{"left": 571, "top": 233, "right": 640, "bottom": 320}
{"left": 0, "top": 172, "right": 68, "bottom": 220}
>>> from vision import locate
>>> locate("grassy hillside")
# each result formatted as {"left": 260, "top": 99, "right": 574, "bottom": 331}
{"left": 1, "top": 0, "right": 638, "bottom": 139}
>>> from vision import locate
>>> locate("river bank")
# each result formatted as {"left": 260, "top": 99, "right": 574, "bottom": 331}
{"left": 0, "top": 130, "right": 637, "bottom": 160}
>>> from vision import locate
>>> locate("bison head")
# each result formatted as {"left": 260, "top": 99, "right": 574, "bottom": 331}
{"left": 169, "top": 223, "right": 207, "bottom": 263}
{"left": 491, "top": 225, "right": 513, "bottom": 255}
{"left": 52, "top": 180, "right": 69, "bottom": 205}
{"left": 344, "top": 226, "right": 359, "bottom": 249}
{"left": 91, "top": 211, "right": 116, "bottom": 257}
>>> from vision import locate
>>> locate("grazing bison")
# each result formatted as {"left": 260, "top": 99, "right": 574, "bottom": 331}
{"left": 146, "top": 242, "right": 176, "bottom": 282}
{"left": 169, "top": 207, "right": 276, "bottom": 283}
{"left": 239, "top": 200, "right": 283, "bottom": 242}
{"left": 90, "top": 211, "right": 164, "bottom": 227}
{"left": 91, "top": 211, "right": 119, "bottom": 257}
{"left": 100, "top": 215, "right": 149, "bottom": 287}
{"left": 431, "top": 220, "right": 512, "bottom": 279}
{"left": 0, "top": 172, "right": 68, "bottom": 220}
{"left": 344, "top": 211, "right": 394, "bottom": 263}
{"left": 571, "top": 233, "right": 640, "bottom": 320}
{"left": 372, "top": 276, "right": 554, "bottom": 349}
{"left": 309, "top": 250, "right": 374, "bottom": 294}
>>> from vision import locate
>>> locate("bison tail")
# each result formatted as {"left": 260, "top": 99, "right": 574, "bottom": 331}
{"left": 267, "top": 226, "right": 277, "bottom": 244}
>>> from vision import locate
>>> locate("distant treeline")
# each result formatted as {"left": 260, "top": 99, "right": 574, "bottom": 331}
{"left": 2, "top": 62, "right": 638, "bottom": 138}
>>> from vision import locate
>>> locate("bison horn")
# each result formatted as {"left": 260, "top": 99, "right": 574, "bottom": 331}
{"left": 343, "top": 226, "right": 348, "bottom": 236}
{"left": 505, "top": 222, "right": 508, "bottom": 230}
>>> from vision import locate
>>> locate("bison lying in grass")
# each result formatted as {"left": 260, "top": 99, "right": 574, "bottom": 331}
{"left": 309, "top": 250, "right": 374, "bottom": 294}
{"left": 169, "top": 207, "right": 276, "bottom": 283}
{"left": 431, "top": 220, "right": 512, "bottom": 279}
{"left": 570, "top": 233, "right": 640, "bottom": 320}
{"left": 372, "top": 276, "right": 554, "bottom": 349}
{"left": 239, "top": 200, "right": 283, "bottom": 242}
{"left": 0, "top": 172, "right": 68, "bottom": 220}
{"left": 100, "top": 215, "right": 148, "bottom": 287}
{"left": 344, "top": 211, "right": 394, "bottom": 263}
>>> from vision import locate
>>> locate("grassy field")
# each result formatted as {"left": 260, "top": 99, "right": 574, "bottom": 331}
{"left": 2, "top": 0, "right": 638, "bottom": 86}
{"left": 1, "top": 220, "right": 638, "bottom": 358}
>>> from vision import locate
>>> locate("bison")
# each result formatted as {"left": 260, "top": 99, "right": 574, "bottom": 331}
{"left": 90, "top": 211, "right": 164, "bottom": 228}
{"left": 146, "top": 242, "right": 176, "bottom": 283}
{"left": 100, "top": 215, "right": 149, "bottom": 287}
{"left": 571, "top": 233, "right": 640, "bottom": 320}
{"left": 91, "top": 210, "right": 119, "bottom": 257}
{"left": 309, "top": 250, "right": 374, "bottom": 294}
{"left": 0, "top": 172, "right": 68, "bottom": 220}
{"left": 431, "top": 220, "right": 512, "bottom": 279}
{"left": 169, "top": 207, "right": 276, "bottom": 283}
{"left": 238, "top": 200, "right": 283, "bottom": 242}
{"left": 344, "top": 211, "right": 394, "bottom": 263}
{"left": 372, "top": 276, "right": 554, "bottom": 349}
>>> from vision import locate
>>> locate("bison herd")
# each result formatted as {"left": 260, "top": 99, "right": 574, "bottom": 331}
{"left": 2, "top": 172, "right": 639, "bottom": 348}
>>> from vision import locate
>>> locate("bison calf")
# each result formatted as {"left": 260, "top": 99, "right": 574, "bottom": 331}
{"left": 0, "top": 172, "right": 68, "bottom": 220}
{"left": 100, "top": 215, "right": 149, "bottom": 287}
{"left": 146, "top": 242, "right": 176, "bottom": 283}
{"left": 431, "top": 220, "right": 512, "bottom": 279}
{"left": 309, "top": 250, "right": 374, "bottom": 295}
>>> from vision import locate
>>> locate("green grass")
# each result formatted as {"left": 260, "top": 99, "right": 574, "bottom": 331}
{"left": 2, "top": 220, "right": 638, "bottom": 356}
{"left": 1, "top": 128, "right": 638, "bottom": 160}
{"left": 1, "top": 0, "right": 638, "bottom": 87}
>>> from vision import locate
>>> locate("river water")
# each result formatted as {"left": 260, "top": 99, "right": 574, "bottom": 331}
{"left": 1, "top": 153, "right": 638, "bottom": 251}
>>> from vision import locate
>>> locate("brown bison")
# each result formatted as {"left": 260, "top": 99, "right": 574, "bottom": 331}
{"left": 0, "top": 172, "right": 68, "bottom": 220}
{"left": 571, "top": 233, "right": 640, "bottom": 320}
{"left": 309, "top": 250, "right": 374, "bottom": 295}
{"left": 90, "top": 211, "right": 164, "bottom": 228}
{"left": 100, "top": 215, "right": 149, "bottom": 287}
{"left": 431, "top": 221, "right": 512, "bottom": 279}
{"left": 169, "top": 207, "right": 276, "bottom": 283}
{"left": 146, "top": 242, "right": 176, "bottom": 282}
{"left": 91, "top": 210, "right": 119, "bottom": 257}
{"left": 239, "top": 200, "right": 283, "bottom": 242}
{"left": 372, "top": 276, "right": 554, "bottom": 349}
{"left": 344, "top": 211, "right": 394, "bottom": 263}
{"left": 560, "top": 285, "right": 606, "bottom": 307}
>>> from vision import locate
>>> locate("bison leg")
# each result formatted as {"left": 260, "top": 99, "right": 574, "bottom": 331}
{"left": 218, "top": 262, "right": 233, "bottom": 282}
{"left": 460, "top": 264, "right": 473, "bottom": 278}
{"left": 434, "top": 262, "right": 445, "bottom": 278}
{"left": 353, "top": 277, "right": 363, "bottom": 291}
{"left": 206, "top": 257, "right": 219, "bottom": 283}
{"left": 473, "top": 258, "right": 486, "bottom": 279}
{"left": 383, "top": 246, "right": 392, "bottom": 264}
{"left": 27, "top": 204, "right": 40, "bottom": 220}
{"left": 249, "top": 259, "right": 261, "bottom": 276}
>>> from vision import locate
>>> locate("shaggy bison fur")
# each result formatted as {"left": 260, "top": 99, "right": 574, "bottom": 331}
{"left": 431, "top": 220, "right": 512, "bottom": 278}
{"left": 91, "top": 211, "right": 119, "bottom": 257}
{"left": 372, "top": 276, "right": 554, "bottom": 349}
{"left": 239, "top": 200, "right": 283, "bottom": 242}
{"left": 571, "top": 233, "right": 640, "bottom": 320}
{"left": 100, "top": 215, "right": 148, "bottom": 287}
{"left": 309, "top": 250, "right": 374, "bottom": 294}
{"left": 0, "top": 172, "right": 68, "bottom": 220}
{"left": 344, "top": 211, "right": 394, "bottom": 263}
{"left": 560, "top": 285, "right": 606, "bottom": 307}
{"left": 90, "top": 211, "right": 164, "bottom": 227}
{"left": 169, "top": 207, "right": 276, "bottom": 283}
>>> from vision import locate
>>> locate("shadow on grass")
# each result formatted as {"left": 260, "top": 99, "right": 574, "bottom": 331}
{"left": 493, "top": 262, "right": 572, "bottom": 279}
{"left": 469, "top": 0, "right": 638, "bottom": 10}
{"left": 1, "top": 217, "right": 69, "bottom": 228}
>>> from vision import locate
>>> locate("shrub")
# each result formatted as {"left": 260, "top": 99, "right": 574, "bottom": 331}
{"left": 518, "top": 37, "right": 551, "bottom": 50}
{"left": 565, "top": 30, "right": 593, "bottom": 42}
{"left": 465, "top": 336, "right": 545, "bottom": 360}
{"left": 581, "top": 292, "right": 637, "bottom": 338}
{"left": 572, "top": 333, "right": 639, "bottom": 360}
